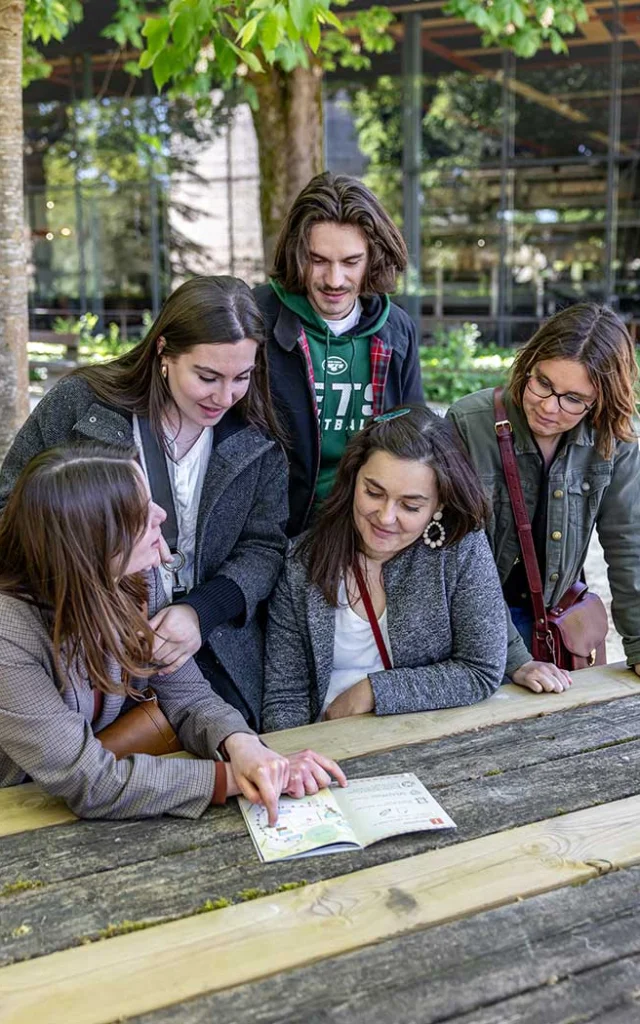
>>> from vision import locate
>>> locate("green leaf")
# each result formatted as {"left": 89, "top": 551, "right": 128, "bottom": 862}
{"left": 243, "top": 82, "right": 260, "bottom": 112}
{"left": 307, "top": 19, "right": 321, "bottom": 52}
{"left": 152, "top": 46, "right": 178, "bottom": 89}
{"left": 212, "top": 34, "right": 238, "bottom": 79}
{"left": 236, "top": 13, "right": 260, "bottom": 47}
{"left": 171, "top": 11, "right": 194, "bottom": 50}
{"left": 121, "top": 60, "right": 141, "bottom": 78}
{"left": 142, "top": 15, "right": 170, "bottom": 56}
{"left": 222, "top": 12, "right": 241, "bottom": 32}
{"left": 228, "top": 41, "right": 263, "bottom": 73}
{"left": 549, "top": 28, "right": 568, "bottom": 53}
{"left": 260, "top": 8, "right": 285, "bottom": 53}
{"left": 138, "top": 49, "right": 157, "bottom": 69}
{"left": 289, "top": 0, "right": 310, "bottom": 32}
{"left": 320, "top": 7, "right": 342, "bottom": 29}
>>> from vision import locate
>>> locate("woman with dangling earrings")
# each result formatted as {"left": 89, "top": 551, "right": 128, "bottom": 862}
{"left": 0, "top": 277, "right": 288, "bottom": 731}
{"left": 261, "top": 406, "right": 507, "bottom": 732}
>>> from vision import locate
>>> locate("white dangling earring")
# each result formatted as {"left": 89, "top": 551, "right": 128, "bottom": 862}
{"left": 423, "top": 509, "right": 445, "bottom": 549}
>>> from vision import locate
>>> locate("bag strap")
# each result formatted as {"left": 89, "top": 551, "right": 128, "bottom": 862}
{"left": 352, "top": 562, "right": 393, "bottom": 671}
{"left": 492, "top": 387, "right": 553, "bottom": 659}
{"left": 138, "top": 416, "right": 179, "bottom": 553}
{"left": 549, "top": 580, "right": 588, "bottom": 615}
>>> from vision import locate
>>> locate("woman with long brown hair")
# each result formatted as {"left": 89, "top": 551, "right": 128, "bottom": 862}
{"left": 262, "top": 407, "right": 507, "bottom": 731}
{"left": 448, "top": 302, "right": 640, "bottom": 694}
{"left": 0, "top": 446, "right": 344, "bottom": 820}
{"left": 0, "top": 276, "right": 288, "bottom": 729}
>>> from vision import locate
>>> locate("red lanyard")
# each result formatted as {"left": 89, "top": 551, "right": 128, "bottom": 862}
{"left": 352, "top": 562, "right": 392, "bottom": 670}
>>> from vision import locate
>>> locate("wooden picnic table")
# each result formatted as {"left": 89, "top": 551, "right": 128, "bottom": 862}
{"left": 1, "top": 662, "right": 639, "bottom": 1024}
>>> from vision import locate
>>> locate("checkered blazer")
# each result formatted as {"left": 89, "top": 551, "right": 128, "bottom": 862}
{"left": 0, "top": 570, "right": 254, "bottom": 818}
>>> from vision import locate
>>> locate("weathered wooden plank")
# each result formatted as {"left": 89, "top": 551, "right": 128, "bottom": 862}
{"left": 1, "top": 706, "right": 639, "bottom": 966}
{"left": 267, "top": 662, "right": 640, "bottom": 759}
{"left": 1, "top": 663, "right": 637, "bottom": 839}
{"left": 128, "top": 863, "right": 640, "bottom": 1024}
{"left": 1, "top": 796, "right": 640, "bottom": 1024}
{"left": 3, "top": 691, "right": 637, "bottom": 897}
{"left": 444, "top": 958, "right": 640, "bottom": 1024}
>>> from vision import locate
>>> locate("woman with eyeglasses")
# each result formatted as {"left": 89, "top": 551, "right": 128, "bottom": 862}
{"left": 447, "top": 303, "right": 640, "bottom": 695}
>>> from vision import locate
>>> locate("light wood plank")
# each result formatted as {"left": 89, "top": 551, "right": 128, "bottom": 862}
{"left": 1, "top": 795, "right": 639, "bottom": 1024}
{"left": 0, "top": 662, "right": 636, "bottom": 839}
{"left": 124, "top": 866, "right": 640, "bottom": 1024}
{"left": 0, "top": 783, "right": 75, "bottom": 837}
{"left": 268, "top": 661, "right": 639, "bottom": 758}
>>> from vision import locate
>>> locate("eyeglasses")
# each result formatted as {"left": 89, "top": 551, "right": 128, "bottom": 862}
{"left": 525, "top": 373, "right": 594, "bottom": 416}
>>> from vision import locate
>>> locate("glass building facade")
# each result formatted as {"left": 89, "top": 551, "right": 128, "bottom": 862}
{"left": 23, "top": 1, "right": 640, "bottom": 346}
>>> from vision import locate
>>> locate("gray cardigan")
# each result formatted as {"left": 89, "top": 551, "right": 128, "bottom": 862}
{"left": 0, "top": 376, "right": 289, "bottom": 723}
{"left": 0, "top": 570, "right": 254, "bottom": 819}
{"left": 262, "top": 530, "right": 507, "bottom": 731}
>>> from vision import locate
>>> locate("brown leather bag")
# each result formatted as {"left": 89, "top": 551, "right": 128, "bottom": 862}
{"left": 493, "top": 387, "right": 608, "bottom": 670}
{"left": 96, "top": 689, "right": 183, "bottom": 759}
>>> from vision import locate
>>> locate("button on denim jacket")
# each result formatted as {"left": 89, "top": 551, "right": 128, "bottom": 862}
{"left": 448, "top": 387, "right": 640, "bottom": 674}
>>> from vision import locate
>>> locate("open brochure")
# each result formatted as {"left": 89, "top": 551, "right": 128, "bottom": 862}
{"left": 238, "top": 772, "right": 456, "bottom": 862}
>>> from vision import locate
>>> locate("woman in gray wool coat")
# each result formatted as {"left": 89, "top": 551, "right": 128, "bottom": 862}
{"left": 262, "top": 407, "right": 508, "bottom": 731}
{"left": 0, "top": 277, "right": 288, "bottom": 730}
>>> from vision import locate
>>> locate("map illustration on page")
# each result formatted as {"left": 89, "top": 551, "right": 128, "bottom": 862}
{"left": 238, "top": 773, "right": 456, "bottom": 862}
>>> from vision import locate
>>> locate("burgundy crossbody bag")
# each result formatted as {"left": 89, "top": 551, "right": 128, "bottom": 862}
{"left": 493, "top": 387, "right": 608, "bottom": 670}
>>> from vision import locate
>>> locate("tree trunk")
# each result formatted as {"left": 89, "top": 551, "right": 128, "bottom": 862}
{"left": 249, "top": 63, "right": 324, "bottom": 273}
{"left": 0, "top": 0, "right": 29, "bottom": 462}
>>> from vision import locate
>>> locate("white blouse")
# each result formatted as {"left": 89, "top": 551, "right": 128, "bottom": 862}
{"left": 133, "top": 415, "right": 213, "bottom": 603}
{"left": 320, "top": 578, "right": 393, "bottom": 718}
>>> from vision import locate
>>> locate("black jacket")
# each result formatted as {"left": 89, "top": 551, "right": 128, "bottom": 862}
{"left": 255, "top": 283, "right": 424, "bottom": 535}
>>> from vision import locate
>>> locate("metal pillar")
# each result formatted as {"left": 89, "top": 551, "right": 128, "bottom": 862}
{"left": 145, "top": 79, "right": 162, "bottom": 316}
{"left": 149, "top": 175, "right": 162, "bottom": 317}
{"left": 402, "top": 11, "right": 422, "bottom": 334}
{"left": 604, "top": 0, "right": 622, "bottom": 307}
{"left": 70, "top": 57, "right": 88, "bottom": 314}
{"left": 84, "top": 52, "right": 104, "bottom": 328}
{"left": 226, "top": 120, "right": 236, "bottom": 276}
{"left": 497, "top": 51, "right": 516, "bottom": 347}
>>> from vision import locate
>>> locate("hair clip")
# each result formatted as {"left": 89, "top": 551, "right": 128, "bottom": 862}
{"left": 373, "top": 407, "right": 412, "bottom": 423}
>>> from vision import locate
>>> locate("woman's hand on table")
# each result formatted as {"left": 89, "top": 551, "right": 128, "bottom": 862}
{"left": 324, "top": 678, "right": 375, "bottom": 720}
{"left": 223, "top": 733, "right": 290, "bottom": 826}
{"left": 511, "top": 660, "right": 572, "bottom": 694}
{"left": 284, "top": 750, "right": 348, "bottom": 799}
{"left": 149, "top": 604, "right": 202, "bottom": 674}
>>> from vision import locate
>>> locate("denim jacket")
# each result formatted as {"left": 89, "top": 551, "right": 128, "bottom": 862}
{"left": 447, "top": 387, "right": 640, "bottom": 673}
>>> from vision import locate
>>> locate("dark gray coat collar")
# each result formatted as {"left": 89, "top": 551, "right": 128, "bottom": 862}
{"left": 71, "top": 400, "right": 275, "bottom": 576}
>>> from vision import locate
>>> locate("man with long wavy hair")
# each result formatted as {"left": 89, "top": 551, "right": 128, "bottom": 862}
{"left": 255, "top": 172, "right": 424, "bottom": 536}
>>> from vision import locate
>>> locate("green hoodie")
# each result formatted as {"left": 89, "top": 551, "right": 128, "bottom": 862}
{"left": 270, "top": 280, "right": 391, "bottom": 503}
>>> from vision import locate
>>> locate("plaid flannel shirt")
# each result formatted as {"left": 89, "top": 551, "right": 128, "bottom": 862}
{"left": 297, "top": 327, "right": 391, "bottom": 422}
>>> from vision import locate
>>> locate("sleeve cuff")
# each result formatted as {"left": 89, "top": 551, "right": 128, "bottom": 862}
{"left": 211, "top": 761, "right": 228, "bottom": 805}
{"left": 178, "top": 576, "right": 246, "bottom": 641}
